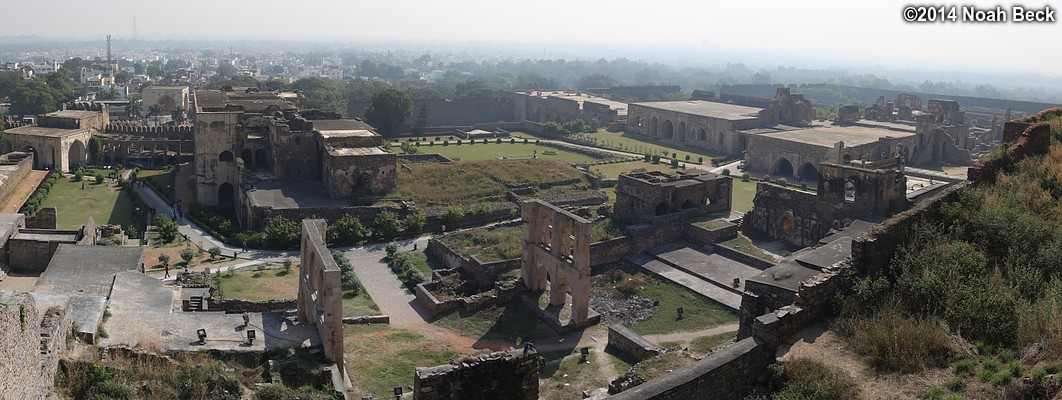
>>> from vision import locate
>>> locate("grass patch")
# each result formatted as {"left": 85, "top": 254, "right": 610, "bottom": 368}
{"left": 590, "top": 160, "right": 680, "bottom": 179}
{"left": 215, "top": 267, "right": 297, "bottom": 301}
{"left": 406, "top": 142, "right": 602, "bottom": 163}
{"left": 718, "top": 233, "right": 778, "bottom": 262}
{"left": 397, "top": 251, "right": 438, "bottom": 278}
{"left": 344, "top": 324, "right": 456, "bottom": 399}
{"left": 542, "top": 129, "right": 728, "bottom": 164}
{"left": 840, "top": 309, "right": 952, "bottom": 373}
{"left": 771, "top": 357, "right": 862, "bottom": 399}
{"left": 539, "top": 348, "right": 635, "bottom": 400}
{"left": 342, "top": 287, "right": 380, "bottom": 317}
{"left": 437, "top": 225, "right": 522, "bottom": 262}
{"left": 41, "top": 174, "right": 136, "bottom": 229}
{"left": 432, "top": 302, "right": 554, "bottom": 345}
{"left": 438, "top": 219, "right": 625, "bottom": 263}
{"left": 687, "top": 332, "right": 735, "bottom": 354}
{"left": 394, "top": 159, "right": 586, "bottom": 207}
{"left": 730, "top": 178, "right": 758, "bottom": 213}
{"left": 631, "top": 352, "right": 696, "bottom": 382}
{"left": 594, "top": 269, "right": 737, "bottom": 335}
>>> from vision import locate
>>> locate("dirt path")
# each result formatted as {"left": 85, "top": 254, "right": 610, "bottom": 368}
{"left": 0, "top": 170, "right": 47, "bottom": 212}
{"left": 642, "top": 323, "right": 739, "bottom": 344}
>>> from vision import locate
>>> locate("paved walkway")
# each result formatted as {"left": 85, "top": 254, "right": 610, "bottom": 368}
{"left": 338, "top": 237, "right": 433, "bottom": 327}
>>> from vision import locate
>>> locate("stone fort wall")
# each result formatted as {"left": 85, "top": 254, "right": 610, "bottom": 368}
{"left": 413, "top": 349, "right": 539, "bottom": 400}
{"left": 348, "top": 97, "right": 516, "bottom": 127}
{"left": 0, "top": 293, "right": 72, "bottom": 400}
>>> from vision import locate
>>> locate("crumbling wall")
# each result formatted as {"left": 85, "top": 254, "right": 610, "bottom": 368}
{"left": 0, "top": 292, "right": 70, "bottom": 400}
{"left": 0, "top": 153, "right": 33, "bottom": 203}
{"left": 413, "top": 350, "right": 539, "bottom": 400}
{"left": 609, "top": 337, "right": 770, "bottom": 400}
{"left": 25, "top": 207, "right": 57, "bottom": 229}
{"left": 608, "top": 325, "right": 662, "bottom": 362}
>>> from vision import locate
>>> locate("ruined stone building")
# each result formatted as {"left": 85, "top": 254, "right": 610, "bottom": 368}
{"left": 613, "top": 170, "right": 732, "bottom": 225}
{"left": 142, "top": 85, "right": 190, "bottom": 113}
{"left": 626, "top": 88, "right": 815, "bottom": 157}
{"left": 2, "top": 103, "right": 107, "bottom": 171}
{"left": 510, "top": 90, "right": 628, "bottom": 126}
{"left": 192, "top": 88, "right": 397, "bottom": 229}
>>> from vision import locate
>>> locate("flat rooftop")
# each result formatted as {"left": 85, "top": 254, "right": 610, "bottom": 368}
{"left": 0, "top": 213, "right": 23, "bottom": 239}
{"left": 327, "top": 146, "right": 389, "bottom": 156}
{"left": 755, "top": 123, "right": 916, "bottom": 148}
{"left": 519, "top": 90, "right": 629, "bottom": 116}
{"left": 34, "top": 244, "right": 144, "bottom": 297}
{"left": 622, "top": 170, "right": 721, "bottom": 186}
{"left": 43, "top": 110, "right": 101, "bottom": 119}
{"left": 195, "top": 90, "right": 297, "bottom": 113}
{"left": 245, "top": 179, "right": 346, "bottom": 209}
{"left": 312, "top": 119, "right": 375, "bottom": 132}
{"left": 318, "top": 130, "right": 377, "bottom": 139}
{"left": 5, "top": 125, "right": 89, "bottom": 138}
{"left": 633, "top": 100, "right": 763, "bottom": 121}
{"left": 12, "top": 231, "right": 78, "bottom": 242}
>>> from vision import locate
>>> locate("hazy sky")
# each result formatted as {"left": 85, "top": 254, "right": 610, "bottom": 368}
{"left": 3, "top": 0, "right": 1060, "bottom": 75}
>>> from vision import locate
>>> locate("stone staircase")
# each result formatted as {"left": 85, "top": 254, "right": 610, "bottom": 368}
{"left": 187, "top": 296, "right": 205, "bottom": 311}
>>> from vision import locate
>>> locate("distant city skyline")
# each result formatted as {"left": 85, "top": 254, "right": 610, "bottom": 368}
{"left": 1, "top": 0, "right": 1060, "bottom": 76}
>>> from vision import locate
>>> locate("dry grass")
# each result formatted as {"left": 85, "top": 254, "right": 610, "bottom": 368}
{"left": 841, "top": 309, "right": 953, "bottom": 373}
{"left": 394, "top": 159, "right": 585, "bottom": 206}
{"left": 771, "top": 357, "right": 862, "bottom": 400}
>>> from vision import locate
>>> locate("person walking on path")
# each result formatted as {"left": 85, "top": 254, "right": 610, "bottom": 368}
{"left": 164, "top": 264, "right": 170, "bottom": 278}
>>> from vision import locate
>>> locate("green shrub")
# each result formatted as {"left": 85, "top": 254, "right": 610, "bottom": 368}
{"left": 945, "top": 377, "right": 965, "bottom": 392}
{"left": 721, "top": 168, "right": 730, "bottom": 176}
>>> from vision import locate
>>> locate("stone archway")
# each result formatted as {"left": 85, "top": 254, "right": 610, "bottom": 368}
{"left": 661, "top": 120, "right": 674, "bottom": 139}
{"left": 158, "top": 96, "right": 176, "bottom": 112}
{"left": 655, "top": 201, "right": 670, "bottom": 216}
{"left": 797, "top": 163, "right": 820, "bottom": 184}
{"left": 255, "top": 149, "right": 268, "bottom": 171}
{"left": 698, "top": 128, "right": 707, "bottom": 141}
{"left": 68, "top": 140, "right": 86, "bottom": 171}
{"left": 773, "top": 158, "right": 795, "bottom": 179}
{"left": 219, "top": 150, "right": 234, "bottom": 162}
{"left": 218, "top": 182, "right": 235, "bottom": 215}
{"left": 23, "top": 145, "right": 39, "bottom": 169}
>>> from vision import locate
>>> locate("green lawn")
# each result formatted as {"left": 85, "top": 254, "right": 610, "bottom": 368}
{"left": 397, "top": 250, "right": 440, "bottom": 278}
{"left": 343, "top": 287, "right": 381, "bottom": 317}
{"left": 593, "top": 269, "right": 738, "bottom": 335}
{"left": 41, "top": 175, "right": 136, "bottom": 230}
{"left": 731, "top": 178, "right": 759, "bottom": 213}
{"left": 138, "top": 168, "right": 177, "bottom": 203}
{"left": 517, "top": 129, "right": 728, "bottom": 165}
{"left": 404, "top": 142, "right": 602, "bottom": 163}
{"left": 432, "top": 302, "right": 555, "bottom": 345}
{"left": 590, "top": 160, "right": 682, "bottom": 179}
{"left": 215, "top": 267, "right": 297, "bottom": 301}
{"left": 344, "top": 325, "right": 456, "bottom": 399}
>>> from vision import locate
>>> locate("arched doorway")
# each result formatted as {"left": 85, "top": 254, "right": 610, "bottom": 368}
{"left": 68, "top": 138, "right": 86, "bottom": 168}
{"left": 677, "top": 122, "right": 687, "bottom": 142}
{"left": 24, "top": 146, "right": 39, "bottom": 169}
{"left": 649, "top": 117, "right": 659, "bottom": 137}
{"left": 797, "top": 163, "right": 820, "bottom": 185}
{"left": 655, "top": 201, "right": 670, "bottom": 216}
{"left": 773, "top": 158, "right": 795, "bottom": 179}
{"left": 779, "top": 216, "right": 792, "bottom": 232}
{"left": 661, "top": 120, "right": 674, "bottom": 139}
{"left": 158, "top": 96, "right": 176, "bottom": 112}
{"left": 218, "top": 183, "right": 235, "bottom": 214}
{"left": 354, "top": 171, "right": 372, "bottom": 193}
{"left": 219, "top": 150, "right": 234, "bottom": 162}
{"left": 255, "top": 149, "right": 268, "bottom": 171}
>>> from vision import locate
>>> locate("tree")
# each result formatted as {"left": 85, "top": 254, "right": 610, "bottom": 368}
{"left": 171, "top": 107, "right": 186, "bottom": 124}
{"left": 373, "top": 210, "right": 402, "bottom": 238}
{"left": 216, "top": 63, "right": 237, "bottom": 78}
{"left": 94, "top": 172, "right": 104, "bottom": 184}
{"left": 180, "top": 248, "right": 195, "bottom": 265}
{"left": 88, "top": 136, "right": 103, "bottom": 165}
{"left": 404, "top": 212, "right": 426, "bottom": 234}
{"left": 158, "top": 254, "right": 170, "bottom": 267}
{"left": 283, "top": 258, "right": 293, "bottom": 273}
{"left": 292, "top": 77, "right": 347, "bottom": 115}
{"left": 330, "top": 214, "right": 366, "bottom": 245}
{"left": 264, "top": 216, "right": 299, "bottom": 249}
{"left": 575, "top": 73, "right": 619, "bottom": 90}
{"left": 153, "top": 213, "right": 180, "bottom": 243}
{"left": 147, "top": 104, "right": 164, "bottom": 126}
{"left": 363, "top": 88, "right": 412, "bottom": 137}
{"left": 126, "top": 98, "right": 143, "bottom": 120}
{"left": 412, "top": 105, "right": 428, "bottom": 136}
{"left": 208, "top": 246, "right": 222, "bottom": 260}
{"left": 441, "top": 204, "right": 464, "bottom": 226}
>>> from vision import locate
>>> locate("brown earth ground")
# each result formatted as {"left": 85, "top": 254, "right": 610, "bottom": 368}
{"left": 0, "top": 170, "right": 48, "bottom": 212}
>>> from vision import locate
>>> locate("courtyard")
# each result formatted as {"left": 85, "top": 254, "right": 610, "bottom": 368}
{"left": 40, "top": 170, "right": 136, "bottom": 229}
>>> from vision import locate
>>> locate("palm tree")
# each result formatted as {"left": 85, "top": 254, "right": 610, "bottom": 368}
{"left": 171, "top": 107, "right": 186, "bottom": 125}
{"left": 147, "top": 104, "right": 164, "bottom": 126}
{"left": 126, "top": 98, "right": 143, "bottom": 121}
